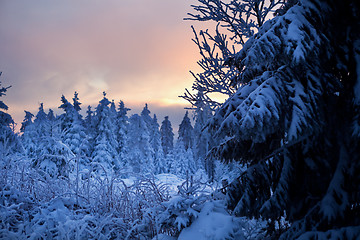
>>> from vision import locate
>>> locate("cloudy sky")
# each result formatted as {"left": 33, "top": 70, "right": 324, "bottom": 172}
{"left": 0, "top": 0, "right": 205, "bottom": 131}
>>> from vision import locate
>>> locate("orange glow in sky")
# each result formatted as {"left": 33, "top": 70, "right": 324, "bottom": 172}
{"left": 0, "top": 0, "right": 207, "bottom": 130}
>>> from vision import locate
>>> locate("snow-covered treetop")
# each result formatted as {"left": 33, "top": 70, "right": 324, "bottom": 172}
{"left": 59, "top": 95, "right": 73, "bottom": 113}
{"left": 35, "top": 103, "right": 47, "bottom": 123}
{"left": 72, "top": 91, "right": 81, "bottom": 112}
{"left": 118, "top": 100, "right": 130, "bottom": 118}
{"left": 0, "top": 74, "right": 14, "bottom": 127}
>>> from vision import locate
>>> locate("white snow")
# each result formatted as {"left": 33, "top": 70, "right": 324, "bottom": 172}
{"left": 178, "top": 201, "right": 243, "bottom": 240}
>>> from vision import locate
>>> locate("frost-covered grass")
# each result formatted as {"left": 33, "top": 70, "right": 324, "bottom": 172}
{"left": 0, "top": 158, "right": 265, "bottom": 239}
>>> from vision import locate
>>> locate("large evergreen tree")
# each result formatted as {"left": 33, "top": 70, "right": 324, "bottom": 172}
{"left": 199, "top": 0, "right": 360, "bottom": 237}
{"left": 62, "top": 92, "right": 89, "bottom": 166}
{"left": 127, "top": 114, "right": 154, "bottom": 173}
{"left": 28, "top": 103, "right": 72, "bottom": 177}
{"left": 92, "top": 92, "right": 120, "bottom": 171}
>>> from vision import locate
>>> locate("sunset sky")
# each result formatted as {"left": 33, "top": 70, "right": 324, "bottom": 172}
{"left": 0, "top": 0, "right": 206, "bottom": 131}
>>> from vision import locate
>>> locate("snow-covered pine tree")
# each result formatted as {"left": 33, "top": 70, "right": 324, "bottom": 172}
{"left": 170, "top": 139, "right": 197, "bottom": 178}
{"left": 34, "top": 103, "right": 48, "bottom": 133}
{"left": 91, "top": 92, "right": 121, "bottom": 171}
{"left": 58, "top": 95, "right": 73, "bottom": 132}
{"left": 20, "top": 111, "right": 37, "bottom": 160}
{"left": 22, "top": 104, "right": 48, "bottom": 162}
{"left": 177, "top": 111, "right": 197, "bottom": 175}
{"left": 201, "top": 0, "right": 360, "bottom": 238}
{"left": 72, "top": 91, "right": 82, "bottom": 113}
{"left": 85, "top": 105, "right": 93, "bottom": 129}
{"left": 127, "top": 114, "right": 154, "bottom": 173}
{"left": 0, "top": 75, "right": 13, "bottom": 132}
{"left": 141, "top": 103, "right": 152, "bottom": 128}
{"left": 61, "top": 92, "right": 90, "bottom": 167}
{"left": 47, "top": 109, "right": 61, "bottom": 140}
{"left": 152, "top": 114, "right": 166, "bottom": 174}
{"left": 20, "top": 111, "right": 34, "bottom": 133}
{"left": 0, "top": 76, "right": 17, "bottom": 158}
{"left": 170, "top": 140, "right": 188, "bottom": 178}
{"left": 178, "top": 111, "right": 194, "bottom": 150}
{"left": 110, "top": 100, "right": 117, "bottom": 118}
{"left": 140, "top": 104, "right": 166, "bottom": 174}
{"left": 30, "top": 103, "right": 72, "bottom": 177}
{"left": 47, "top": 109, "right": 55, "bottom": 121}
{"left": 160, "top": 116, "right": 174, "bottom": 156}
{"left": 116, "top": 100, "right": 130, "bottom": 168}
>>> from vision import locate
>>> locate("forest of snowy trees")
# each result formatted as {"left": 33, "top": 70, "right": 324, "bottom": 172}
{"left": 1, "top": 0, "right": 360, "bottom": 239}
{"left": 13, "top": 90, "right": 213, "bottom": 178}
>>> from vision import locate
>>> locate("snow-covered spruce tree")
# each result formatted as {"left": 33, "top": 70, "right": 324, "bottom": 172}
{"left": 60, "top": 92, "right": 90, "bottom": 167}
{"left": 91, "top": 92, "right": 121, "bottom": 171}
{"left": 170, "top": 140, "right": 188, "bottom": 178}
{"left": 0, "top": 75, "right": 18, "bottom": 158}
{"left": 170, "top": 140, "right": 197, "bottom": 178}
{"left": 141, "top": 103, "right": 152, "bottom": 129}
{"left": 58, "top": 95, "right": 73, "bottom": 132}
{"left": 160, "top": 116, "right": 174, "bottom": 156}
{"left": 178, "top": 111, "right": 194, "bottom": 150}
{"left": 116, "top": 100, "right": 130, "bottom": 168}
{"left": 181, "top": 0, "right": 286, "bottom": 109}
{"left": 72, "top": 91, "right": 82, "bottom": 113}
{"left": 85, "top": 105, "right": 94, "bottom": 133}
{"left": 202, "top": 0, "right": 360, "bottom": 238}
{"left": 20, "top": 111, "right": 38, "bottom": 160}
{"left": 141, "top": 104, "right": 165, "bottom": 173}
{"left": 177, "top": 112, "right": 198, "bottom": 175}
{"left": 29, "top": 103, "right": 73, "bottom": 177}
{"left": 20, "top": 111, "right": 34, "bottom": 133}
{"left": 47, "top": 109, "right": 61, "bottom": 139}
{"left": 152, "top": 114, "right": 166, "bottom": 174}
{"left": 127, "top": 114, "right": 154, "bottom": 173}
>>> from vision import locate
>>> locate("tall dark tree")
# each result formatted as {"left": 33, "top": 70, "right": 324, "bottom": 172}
{"left": 178, "top": 111, "right": 193, "bottom": 150}
{"left": 160, "top": 116, "right": 174, "bottom": 156}
{"left": 58, "top": 95, "right": 73, "bottom": 132}
{"left": 72, "top": 91, "right": 82, "bottom": 113}
{"left": 20, "top": 111, "right": 34, "bottom": 133}
{"left": 0, "top": 75, "right": 17, "bottom": 157}
{"left": 200, "top": 0, "right": 360, "bottom": 238}
{"left": 116, "top": 100, "right": 130, "bottom": 167}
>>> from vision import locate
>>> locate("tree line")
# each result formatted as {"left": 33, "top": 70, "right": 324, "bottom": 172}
{"left": 1, "top": 87, "right": 215, "bottom": 179}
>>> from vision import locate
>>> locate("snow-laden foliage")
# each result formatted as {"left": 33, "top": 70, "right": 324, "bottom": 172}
{"left": 202, "top": 0, "right": 360, "bottom": 238}
{"left": 127, "top": 114, "right": 154, "bottom": 173}
{"left": 0, "top": 76, "right": 18, "bottom": 158}
{"left": 0, "top": 155, "right": 264, "bottom": 239}
{"left": 92, "top": 92, "right": 122, "bottom": 171}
